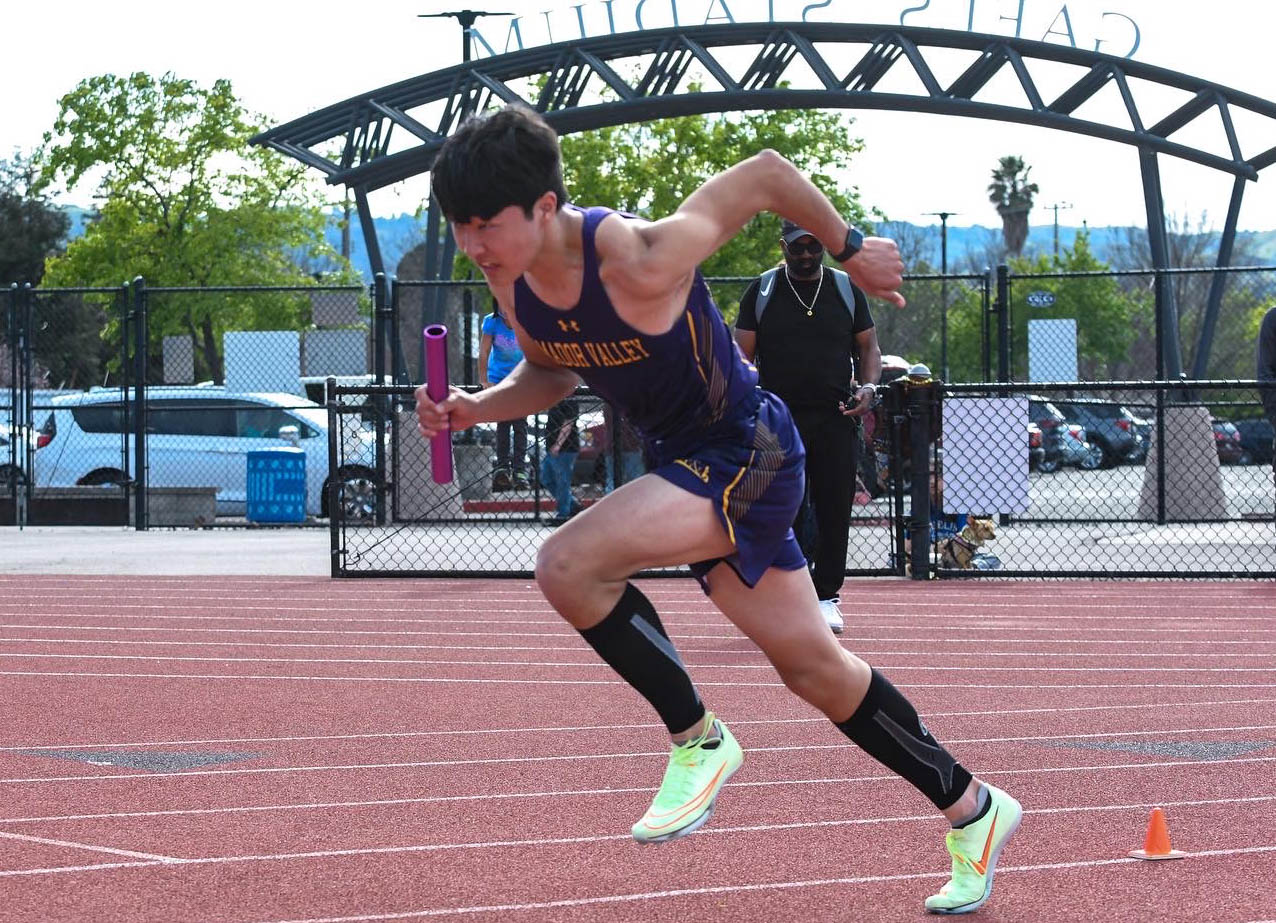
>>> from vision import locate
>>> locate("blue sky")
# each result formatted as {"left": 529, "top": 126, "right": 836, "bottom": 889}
{"left": 5, "top": 0, "right": 1275, "bottom": 231}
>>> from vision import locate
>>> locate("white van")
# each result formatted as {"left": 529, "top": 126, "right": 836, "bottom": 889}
{"left": 33, "top": 387, "right": 380, "bottom": 520}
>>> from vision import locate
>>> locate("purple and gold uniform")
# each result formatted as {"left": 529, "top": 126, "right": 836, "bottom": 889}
{"left": 514, "top": 205, "right": 807, "bottom": 587}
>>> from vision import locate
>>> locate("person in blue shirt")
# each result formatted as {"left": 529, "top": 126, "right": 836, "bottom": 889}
{"left": 479, "top": 303, "right": 528, "bottom": 490}
{"left": 416, "top": 104, "right": 1021, "bottom": 915}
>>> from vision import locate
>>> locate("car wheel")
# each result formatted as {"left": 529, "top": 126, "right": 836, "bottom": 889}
{"left": 1238, "top": 450, "right": 1253, "bottom": 466}
{"left": 1096, "top": 440, "right": 1120, "bottom": 469}
{"left": 1038, "top": 457, "right": 1060, "bottom": 474}
{"left": 1079, "top": 445, "right": 1103, "bottom": 470}
{"left": 77, "top": 468, "right": 128, "bottom": 487}
{"left": 328, "top": 466, "right": 377, "bottom": 524}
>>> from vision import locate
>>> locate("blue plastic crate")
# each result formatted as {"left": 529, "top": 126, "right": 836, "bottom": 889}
{"left": 246, "top": 448, "right": 307, "bottom": 523}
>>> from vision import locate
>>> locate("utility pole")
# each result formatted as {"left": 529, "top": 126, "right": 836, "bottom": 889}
{"left": 925, "top": 211, "right": 959, "bottom": 382}
{"left": 418, "top": 9, "right": 515, "bottom": 64}
{"left": 1047, "top": 201, "right": 1073, "bottom": 258}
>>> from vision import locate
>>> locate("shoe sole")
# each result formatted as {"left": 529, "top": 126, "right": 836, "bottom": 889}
{"left": 926, "top": 803, "right": 1023, "bottom": 915}
{"left": 632, "top": 751, "right": 743, "bottom": 845}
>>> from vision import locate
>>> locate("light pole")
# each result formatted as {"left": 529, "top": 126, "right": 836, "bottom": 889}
{"left": 418, "top": 9, "right": 515, "bottom": 64}
{"left": 925, "top": 211, "right": 959, "bottom": 381}
{"left": 1047, "top": 201, "right": 1073, "bottom": 258}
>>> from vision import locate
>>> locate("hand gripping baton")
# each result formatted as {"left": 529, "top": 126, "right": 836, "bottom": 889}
{"left": 424, "top": 324, "right": 454, "bottom": 483}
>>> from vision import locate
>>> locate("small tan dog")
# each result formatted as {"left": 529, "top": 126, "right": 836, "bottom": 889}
{"left": 939, "top": 517, "right": 997, "bottom": 569}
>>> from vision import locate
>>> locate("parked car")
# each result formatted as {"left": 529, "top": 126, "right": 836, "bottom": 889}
{"left": 1125, "top": 409, "right": 1153, "bottom": 463}
{"left": 1, "top": 424, "right": 37, "bottom": 489}
{"left": 1233, "top": 417, "right": 1274, "bottom": 466}
{"left": 1211, "top": 419, "right": 1246, "bottom": 465}
{"left": 1027, "top": 398, "right": 1100, "bottom": 471}
{"left": 1051, "top": 398, "right": 1143, "bottom": 467}
{"left": 1057, "top": 422, "right": 1103, "bottom": 470}
{"left": 1027, "top": 421, "right": 1045, "bottom": 471}
{"left": 33, "top": 387, "right": 380, "bottom": 520}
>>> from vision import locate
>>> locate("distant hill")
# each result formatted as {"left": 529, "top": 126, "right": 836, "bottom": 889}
{"left": 322, "top": 210, "right": 425, "bottom": 280}
{"left": 878, "top": 222, "right": 1276, "bottom": 271}
{"left": 59, "top": 206, "right": 1276, "bottom": 282}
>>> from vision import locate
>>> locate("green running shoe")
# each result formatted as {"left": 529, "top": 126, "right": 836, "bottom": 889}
{"left": 925, "top": 784, "right": 1023, "bottom": 915}
{"left": 631, "top": 715, "right": 743, "bottom": 844}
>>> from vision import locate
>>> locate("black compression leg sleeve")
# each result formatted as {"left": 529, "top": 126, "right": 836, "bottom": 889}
{"left": 579, "top": 583, "right": 706, "bottom": 735}
{"left": 835, "top": 669, "right": 973, "bottom": 810}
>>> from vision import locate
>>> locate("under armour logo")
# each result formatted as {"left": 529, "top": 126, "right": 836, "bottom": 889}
{"left": 558, "top": 319, "right": 580, "bottom": 332}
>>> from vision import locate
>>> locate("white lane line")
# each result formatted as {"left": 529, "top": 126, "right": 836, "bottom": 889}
{"left": 3, "top": 575, "right": 1268, "bottom": 594}
{"left": 3, "top": 602, "right": 1274, "bottom": 620}
{"left": 2, "top": 798, "right": 1273, "bottom": 883}
{"left": 0, "top": 829, "right": 179, "bottom": 862}
{"left": 258, "top": 846, "right": 1276, "bottom": 922}
{"left": 3, "top": 746, "right": 1274, "bottom": 787}
{"left": 4, "top": 721, "right": 1271, "bottom": 768}
{"left": 5, "top": 697, "right": 1271, "bottom": 754}
{"left": 4, "top": 652, "right": 1275, "bottom": 673}
{"left": 6, "top": 583, "right": 1273, "bottom": 600}
{"left": 5, "top": 776, "right": 1274, "bottom": 826}
{"left": 5, "top": 637, "right": 1274, "bottom": 658}
{"left": 3, "top": 621, "right": 1272, "bottom": 640}
{"left": 4, "top": 670, "right": 1273, "bottom": 691}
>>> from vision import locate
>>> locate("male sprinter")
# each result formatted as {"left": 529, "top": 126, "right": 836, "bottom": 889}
{"left": 415, "top": 104, "right": 1021, "bottom": 915}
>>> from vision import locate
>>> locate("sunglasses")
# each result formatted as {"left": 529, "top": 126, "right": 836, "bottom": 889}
{"left": 785, "top": 239, "right": 824, "bottom": 256}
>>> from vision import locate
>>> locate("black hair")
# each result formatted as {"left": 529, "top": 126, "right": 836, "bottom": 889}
{"left": 431, "top": 105, "right": 569, "bottom": 223}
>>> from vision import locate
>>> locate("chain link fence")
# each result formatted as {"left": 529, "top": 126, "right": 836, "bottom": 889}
{"left": 4, "top": 282, "right": 370, "bottom": 527}
{"left": 328, "top": 380, "right": 904, "bottom": 577}
{"left": 931, "top": 380, "right": 1275, "bottom": 578}
{"left": 1004, "top": 266, "right": 1276, "bottom": 382}
{"left": 6, "top": 267, "right": 1275, "bottom": 583}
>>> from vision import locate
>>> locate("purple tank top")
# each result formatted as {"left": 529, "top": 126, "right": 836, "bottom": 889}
{"left": 514, "top": 206, "right": 760, "bottom": 464}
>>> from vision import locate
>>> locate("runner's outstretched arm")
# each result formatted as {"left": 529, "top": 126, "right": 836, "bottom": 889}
{"left": 601, "top": 150, "right": 905, "bottom": 308}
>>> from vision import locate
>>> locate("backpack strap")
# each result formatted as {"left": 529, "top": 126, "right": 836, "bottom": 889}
{"left": 829, "top": 268, "right": 857, "bottom": 326}
{"left": 755, "top": 268, "right": 779, "bottom": 324}
{"left": 755, "top": 266, "right": 857, "bottom": 325}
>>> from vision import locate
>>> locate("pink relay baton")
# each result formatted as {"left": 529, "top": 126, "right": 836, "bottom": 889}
{"left": 424, "top": 324, "right": 454, "bottom": 483}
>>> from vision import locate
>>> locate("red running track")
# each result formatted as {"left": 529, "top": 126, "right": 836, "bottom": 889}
{"left": 1, "top": 575, "right": 1275, "bottom": 923}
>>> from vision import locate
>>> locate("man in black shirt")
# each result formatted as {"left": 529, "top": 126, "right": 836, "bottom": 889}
{"left": 735, "top": 220, "right": 882, "bottom": 633}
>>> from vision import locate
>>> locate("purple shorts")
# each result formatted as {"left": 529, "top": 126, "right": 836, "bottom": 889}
{"left": 652, "top": 389, "right": 807, "bottom": 590}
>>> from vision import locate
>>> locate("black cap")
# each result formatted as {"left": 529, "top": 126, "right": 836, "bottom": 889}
{"left": 781, "top": 219, "right": 817, "bottom": 245}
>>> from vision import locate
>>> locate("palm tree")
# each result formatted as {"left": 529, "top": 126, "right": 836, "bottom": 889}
{"left": 987, "top": 156, "right": 1038, "bottom": 256}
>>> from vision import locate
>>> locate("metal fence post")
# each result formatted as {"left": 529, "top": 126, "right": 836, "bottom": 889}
{"left": 3, "top": 285, "right": 14, "bottom": 524}
{"left": 1155, "top": 382, "right": 1167, "bottom": 525}
{"left": 907, "top": 367, "right": 935, "bottom": 580}
{"left": 996, "top": 264, "right": 1010, "bottom": 383}
{"left": 886, "top": 379, "right": 908, "bottom": 575}
{"left": 985, "top": 266, "right": 995, "bottom": 382}
{"left": 326, "top": 376, "right": 342, "bottom": 576}
{"left": 132, "top": 276, "right": 148, "bottom": 531}
{"left": 462, "top": 288, "right": 475, "bottom": 387}
{"left": 373, "top": 273, "right": 390, "bottom": 526}
{"left": 18, "top": 285, "right": 34, "bottom": 528}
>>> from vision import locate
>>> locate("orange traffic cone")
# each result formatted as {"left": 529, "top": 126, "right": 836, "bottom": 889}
{"left": 1129, "top": 808, "right": 1187, "bottom": 860}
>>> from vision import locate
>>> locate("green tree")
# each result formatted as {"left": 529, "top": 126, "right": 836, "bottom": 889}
{"left": 945, "top": 230, "right": 1146, "bottom": 381}
{"left": 1, "top": 154, "right": 68, "bottom": 284}
{"left": 0, "top": 155, "right": 116, "bottom": 391}
{"left": 550, "top": 108, "right": 876, "bottom": 323}
{"left": 1110, "top": 216, "right": 1269, "bottom": 378}
{"left": 37, "top": 73, "right": 355, "bottom": 382}
{"left": 987, "top": 155, "right": 1037, "bottom": 257}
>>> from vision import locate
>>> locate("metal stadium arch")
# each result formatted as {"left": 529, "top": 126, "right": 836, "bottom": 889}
{"left": 254, "top": 21, "right": 1276, "bottom": 377}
